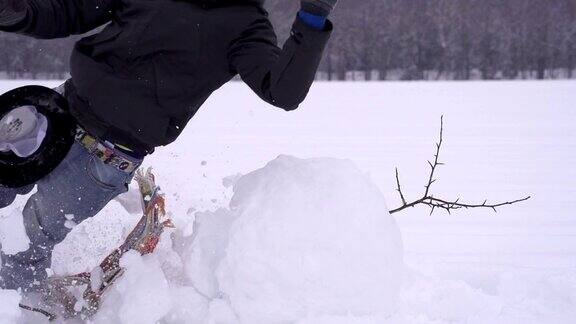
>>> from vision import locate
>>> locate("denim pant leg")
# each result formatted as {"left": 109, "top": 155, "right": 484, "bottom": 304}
{"left": 0, "top": 185, "right": 34, "bottom": 208}
{"left": 0, "top": 142, "right": 140, "bottom": 291}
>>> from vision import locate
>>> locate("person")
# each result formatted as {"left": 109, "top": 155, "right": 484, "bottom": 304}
{"left": 0, "top": 0, "right": 337, "bottom": 292}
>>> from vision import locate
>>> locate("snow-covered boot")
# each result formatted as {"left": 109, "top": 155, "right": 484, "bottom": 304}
{"left": 18, "top": 168, "right": 174, "bottom": 322}
{"left": 0, "top": 85, "right": 76, "bottom": 188}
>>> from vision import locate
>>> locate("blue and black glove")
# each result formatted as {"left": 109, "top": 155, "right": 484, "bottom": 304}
{"left": 299, "top": 0, "right": 337, "bottom": 30}
{"left": 301, "top": 0, "right": 338, "bottom": 17}
{"left": 0, "top": 0, "right": 27, "bottom": 26}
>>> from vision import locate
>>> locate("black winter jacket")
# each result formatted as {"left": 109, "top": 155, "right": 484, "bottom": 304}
{"left": 0, "top": 0, "right": 332, "bottom": 154}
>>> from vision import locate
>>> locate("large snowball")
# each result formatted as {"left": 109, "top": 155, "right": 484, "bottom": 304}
{"left": 216, "top": 155, "right": 403, "bottom": 323}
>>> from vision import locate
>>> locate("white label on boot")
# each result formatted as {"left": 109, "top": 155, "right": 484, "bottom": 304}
{"left": 0, "top": 106, "right": 48, "bottom": 158}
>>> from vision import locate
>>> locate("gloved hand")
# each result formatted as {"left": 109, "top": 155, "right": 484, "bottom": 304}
{"left": 300, "top": 0, "right": 338, "bottom": 17}
{"left": 0, "top": 0, "right": 27, "bottom": 26}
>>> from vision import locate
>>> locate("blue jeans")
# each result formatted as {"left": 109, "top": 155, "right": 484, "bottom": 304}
{"left": 0, "top": 142, "right": 141, "bottom": 291}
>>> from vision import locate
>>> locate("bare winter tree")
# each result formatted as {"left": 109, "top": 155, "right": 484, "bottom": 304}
{"left": 390, "top": 116, "right": 530, "bottom": 215}
{"left": 1, "top": 0, "right": 576, "bottom": 80}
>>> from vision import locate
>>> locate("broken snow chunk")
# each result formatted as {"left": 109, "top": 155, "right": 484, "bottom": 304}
{"left": 91, "top": 267, "right": 104, "bottom": 292}
{"left": 65, "top": 219, "right": 77, "bottom": 230}
{"left": 222, "top": 173, "right": 242, "bottom": 188}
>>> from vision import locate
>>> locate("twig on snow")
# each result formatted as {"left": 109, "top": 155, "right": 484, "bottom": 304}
{"left": 389, "top": 116, "right": 530, "bottom": 215}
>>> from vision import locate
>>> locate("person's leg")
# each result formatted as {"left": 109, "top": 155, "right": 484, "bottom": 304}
{"left": 0, "top": 142, "right": 140, "bottom": 291}
{"left": 0, "top": 185, "right": 35, "bottom": 208}
{"left": 1, "top": 186, "right": 18, "bottom": 209}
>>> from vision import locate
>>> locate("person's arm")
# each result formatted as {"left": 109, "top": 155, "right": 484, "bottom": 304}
{"left": 227, "top": 7, "right": 334, "bottom": 111}
{"left": 0, "top": 0, "right": 118, "bottom": 39}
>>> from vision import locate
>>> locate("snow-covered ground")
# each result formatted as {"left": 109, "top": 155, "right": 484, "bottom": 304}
{"left": 1, "top": 80, "right": 576, "bottom": 323}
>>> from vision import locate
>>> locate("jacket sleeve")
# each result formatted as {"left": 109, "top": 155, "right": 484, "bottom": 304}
{"left": 228, "top": 15, "right": 332, "bottom": 111}
{"left": 0, "top": 0, "right": 117, "bottom": 39}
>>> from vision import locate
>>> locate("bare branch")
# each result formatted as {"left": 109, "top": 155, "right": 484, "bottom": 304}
{"left": 395, "top": 168, "right": 407, "bottom": 205}
{"left": 423, "top": 115, "right": 444, "bottom": 198}
{"left": 389, "top": 116, "right": 530, "bottom": 215}
{"left": 410, "top": 196, "right": 531, "bottom": 214}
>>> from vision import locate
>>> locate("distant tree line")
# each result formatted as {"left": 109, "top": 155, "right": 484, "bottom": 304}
{"left": 1, "top": 0, "right": 575, "bottom": 80}
{"left": 267, "top": 0, "right": 576, "bottom": 80}
{"left": 0, "top": 32, "right": 74, "bottom": 79}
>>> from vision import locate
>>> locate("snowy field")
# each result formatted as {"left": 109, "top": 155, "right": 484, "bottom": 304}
{"left": 1, "top": 80, "right": 576, "bottom": 323}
